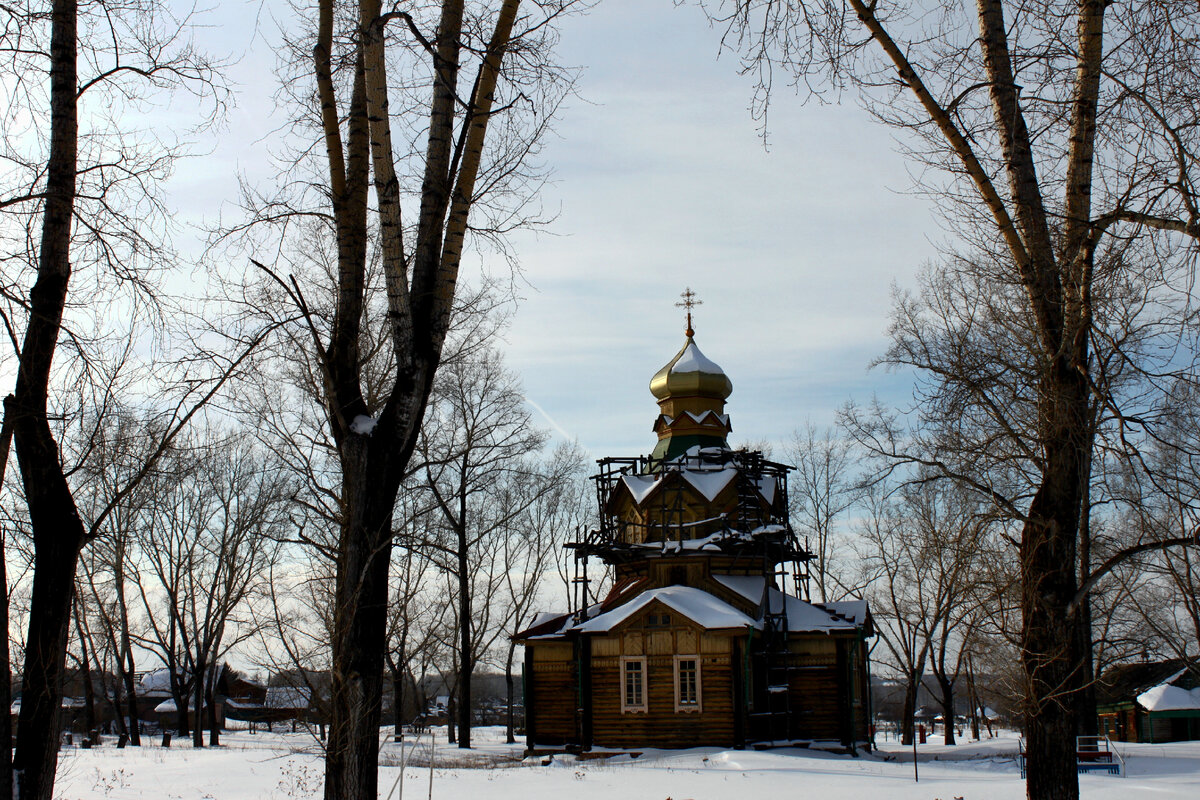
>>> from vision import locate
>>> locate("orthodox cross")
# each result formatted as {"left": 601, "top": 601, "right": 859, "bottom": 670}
{"left": 676, "top": 287, "right": 701, "bottom": 337}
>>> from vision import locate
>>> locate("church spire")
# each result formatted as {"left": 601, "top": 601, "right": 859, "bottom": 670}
{"left": 649, "top": 289, "right": 733, "bottom": 460}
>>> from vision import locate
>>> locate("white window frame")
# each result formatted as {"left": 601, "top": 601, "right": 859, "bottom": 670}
{"left": 673, "top": 655, "right": 702, "bottom": 712}
{"left": 620, "top": 656, "right": 647, "bottom": 713}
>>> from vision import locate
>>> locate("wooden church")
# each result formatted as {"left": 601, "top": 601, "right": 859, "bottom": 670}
{"left": 515, "top": 302, "right": 874, "bottom": 752}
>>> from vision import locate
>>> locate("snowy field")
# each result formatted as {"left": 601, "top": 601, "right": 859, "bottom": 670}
{"left": 51, "top": 725, "right": 1200, "bottom": 800}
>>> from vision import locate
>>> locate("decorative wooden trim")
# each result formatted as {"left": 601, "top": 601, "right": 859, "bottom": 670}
{"left": 620, "top": 656, "right": 647, "bottom": 713}
{"left": 673, "top": 655, "right": 702, "bottom": 713}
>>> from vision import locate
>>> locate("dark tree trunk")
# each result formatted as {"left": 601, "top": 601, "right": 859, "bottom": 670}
{"left": 899, "top": 672, "right": 917, "bottom": 746}
{"left": 0, "top": 522, "right": 13, "bottom": 800}
{"left": 104, "top": 676, "right": 126, "bottom": 739}
{"left": 8, "top": 2, "right": 82, "bottom": 798}
{"left": 505, "top": 641, "right": 516, "bottom": 744}
{"left": 322, "top": 449, "right": 396, "bottom": 800}
{"left": 314, "top": 0, "right": 522, "bottom": 795}
{"left": 192, "top": 660, "right": 205, "bottom": 748}
{"left": 171, "top": 676, "right": 190, "bottom": 738}
{"left": 457, "top": 516, "right": 472, "bottom": 749}
{"left": 122, "top": 662, "right": 140, "bottom": 746}
{"left": 114, "top": 540, "right": 140, "bottom": 746}
{"left": 118, "top": 606, "right": 141, "bottom": 743}
{"left": 937, "top": 674, "right": 955, "bottom": 746}
{"left": 73, "top": 605, "right": 96, "bottom": 739}
{"left": 385, "top": 633, "right": 407, "bottom": 739}
{"left": 1075, "top": 493, "right": 1098, "bottom": 738}
{"left": 964, "top": 656, "right": 980, "bottom": 741}
{"left": 12, "top": 528, "right": 81, "bottom": 800}
{"left": 207, "top": 680, "right": 220, "bottom": 747}
{"left": 1019, "top": 362, "right": 1089, "bottom": 800}
{"left": 391, "top": 666, "right": 407, "bottom": 738}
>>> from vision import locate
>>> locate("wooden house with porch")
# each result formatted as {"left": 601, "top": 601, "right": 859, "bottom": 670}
{"left": 515, "top": 306, "right": 873, "bottom": 752}
{"left": 1097, "top": 659, "right": 1200, "bottom": 743}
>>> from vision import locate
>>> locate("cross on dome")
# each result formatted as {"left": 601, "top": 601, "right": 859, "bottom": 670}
{"left": 675, "top": 287, "right": 702, "bottom": 337}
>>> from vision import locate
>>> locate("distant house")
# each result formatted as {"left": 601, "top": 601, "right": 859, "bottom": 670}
{"left": 139, "top": 665, "right": 243, "bottom": 729}
{"left": 1097, "top": 659, "right": 1200, "bottom": 743}
{"left": 225, "top": 686, "right": 313, "bottom": 726}
{"left": 137, "top": 668, "right": 177, "bottom": 723}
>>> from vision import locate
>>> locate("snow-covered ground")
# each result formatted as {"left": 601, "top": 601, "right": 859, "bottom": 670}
{"left": 50, "top": 725, "right": 1200, "bottom": 799}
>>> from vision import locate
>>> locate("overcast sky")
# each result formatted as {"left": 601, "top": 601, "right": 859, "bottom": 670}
{"left": 177, "top": 0, "right": 942, "bottom": 460}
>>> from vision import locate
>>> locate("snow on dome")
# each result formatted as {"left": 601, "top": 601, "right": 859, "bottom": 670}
{"left": 671, "top": 340, "right": 725, "bottom": 376}
{"left": 1138, "top": 683, "right": 1200, "bottom": 712}
{"left": 650, "top": 337, "right": 733, "bottom": 401}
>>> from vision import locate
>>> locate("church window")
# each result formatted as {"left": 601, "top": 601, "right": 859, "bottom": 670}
{"left": 674, "top": 656, "right": 701, "bottom": 711}
{"left": 621, "top": 657, "right": 647, "bottom": 712}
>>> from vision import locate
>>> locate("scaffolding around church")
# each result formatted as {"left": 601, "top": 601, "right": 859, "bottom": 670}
{"left": 566, "top": 447, "right": 815, "bottom": 622}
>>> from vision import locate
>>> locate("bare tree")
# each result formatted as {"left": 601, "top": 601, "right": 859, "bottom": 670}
{"left": 0, "top": 1, "right": 237, "bottom": 794}
{"left": 1111, "top": 412, "right": 1200, "bottom": 661}
{"left": 499, "top": 445, "right": 588, "bottom": 743}
{"left": 223, "top": 1, "right": 577, "bottom": 786}
{"left": 416, "top": 345, "right": 558, "bottom": 748}
{"left": 907, "top": 482, "right": 991, "bottom": 746}
{"left": 856, "top": 487, "right": 928, "bottom": 746}
{"left": 858, "top": 478, "right": 996, "bottom": 745}
{"left": 786, "top": 423, "right": 859, "bottom": 601}
{"left": 707, "top": 3, "right": 1200, "bottom": 795}
{"left": 237, "top": 0, "right": 576, "bottom": 786}
{"left": 131, "top": 428, "right": 289, "bottom": 746}
{"left": 384, "top": 496, "right": 443, "bottom": 738}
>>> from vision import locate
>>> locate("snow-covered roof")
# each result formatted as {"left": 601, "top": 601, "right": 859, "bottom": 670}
{"left": 621, "top": 474, "right": 661, "bottom": 504}
{"left": 617, "top": 466, "right": 743, "bottom": 508}
{"left": 266, "top": 687, "right": 311, "bottom": 710}
{"left": 526, "top": 611, "right": 564, "bottom": 630}
{"left": 1138, "top": 684, "right": 1200, "bottom": 712}
{"left": 10, "top": 697, "right": 97, "bottom": 711}
{"left": 574, "top": 586, "right": 756, "bottom": 633}
{"left": 715, "top": 575, "right": 861, "bottom": 633}
{"left": 818, "top": 600, "right": 869, "bottom": 625}
{"left": 682, "top": 467, "right": 738, "bottom": 502}
{"left": 671, "top": 340, "right": 725, "bottom": 375}
{"left": 140, "top": 668, "right": 174, "bottom": 695}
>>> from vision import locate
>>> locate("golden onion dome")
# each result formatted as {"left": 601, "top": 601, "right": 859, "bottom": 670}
{"left": 649, "top": 337, "right": 733, "bottom": 401}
